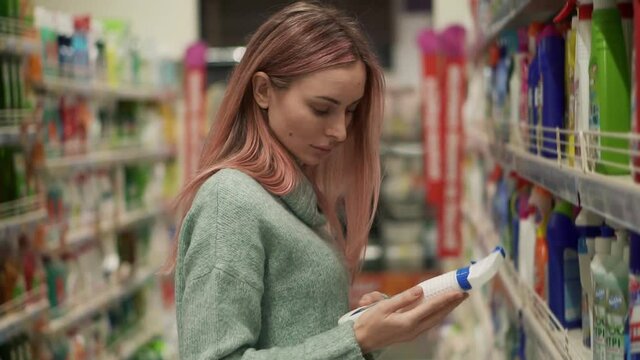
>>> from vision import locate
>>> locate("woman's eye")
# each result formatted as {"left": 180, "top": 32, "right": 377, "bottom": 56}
{"left": 312, "top": 108, "right": 330, "bottom": 116}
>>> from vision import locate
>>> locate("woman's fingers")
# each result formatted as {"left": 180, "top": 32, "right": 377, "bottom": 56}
{"left": 377, "top": 286, "right": 424, "bottom": 314}
{"left": 395, "top": 291, "right": 466, "bottom": 327}
{"left": 358, "top": 291, "right": 389, "bottom": 307}
{"left": 406, "top": 293, "right": 468, "bottom": 340}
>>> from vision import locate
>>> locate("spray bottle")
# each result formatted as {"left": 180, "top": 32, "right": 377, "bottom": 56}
{"left": 589, "top": 0, "right": 631, "bottom": 175}
{"left": 576, "top": 209, "right": 604, "bottom": 347}
{"left": 547, "top": 200, "right": 581, "bottom": 328}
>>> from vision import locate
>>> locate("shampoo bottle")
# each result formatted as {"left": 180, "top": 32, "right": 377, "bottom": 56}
{"left": 547, "top": 200, "right": 581, "bottom": 328}
{"left": 590, "top": 0, "right": 631, "bottom": 175}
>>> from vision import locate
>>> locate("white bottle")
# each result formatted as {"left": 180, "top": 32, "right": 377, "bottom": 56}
{"left": 576, "top": 209, "right": 603, "bottom": 347}
{"left": 605, "top": 241, "right": 629, "bottom": 360}
{"left": 338, "top": 247, "right": 506, "bottom": 324}
{"left": 575, "top": 0, "right": 594, "bottom": 170}
{"left": 591, "top": 226, "right": 616, "bottom": 359}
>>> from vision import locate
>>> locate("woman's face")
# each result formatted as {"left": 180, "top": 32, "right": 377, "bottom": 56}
{"left": 254, "top": 61, "right": 366, "bottom": 166}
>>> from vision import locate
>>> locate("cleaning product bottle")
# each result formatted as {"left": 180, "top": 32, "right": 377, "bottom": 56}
{"left": 577, "top": 0, "right": 595, "bottom": 170}
{"left": 539, "top": 24, "right": 566, "bottom": 159}
{"left": 576, "top": 209, "right": 604, "bottom": 347}
{"left": 629, "top": 231, "right": 640, "bottom": 359}
{"left": 592, "top": 225, "right": 616, "bottom": 359}
{"left": 605, "top": 231, "right": 629, "bottom": 359}
{"left": 510, "top": 176, "right": 530, "bottom": 267}
{"left": 509, "top": 30, "right": 527, "bottom": 146}
{"left": 529, "top": 186, "right": 553, "bottom": 299}
{"left": 589, "top": 0, "right": 631, "bottom": 175}
{"left": 518, "top": 205, "right": 537, "bottom": 287}
{"left": 547, "top": 200, "right": 581, "bottom": 328}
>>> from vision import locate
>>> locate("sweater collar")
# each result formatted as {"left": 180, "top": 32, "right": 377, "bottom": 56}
{"left": 280, "top": 175, "right": 327, "bottom": 228}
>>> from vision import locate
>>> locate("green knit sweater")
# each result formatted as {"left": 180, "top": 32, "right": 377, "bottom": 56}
{"left": 175, "top": 169, "right": 367, "bottom": 360}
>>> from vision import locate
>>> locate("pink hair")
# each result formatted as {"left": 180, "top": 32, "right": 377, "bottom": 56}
{"left": 166, "top": 2, "right": 384, "bottom": 278}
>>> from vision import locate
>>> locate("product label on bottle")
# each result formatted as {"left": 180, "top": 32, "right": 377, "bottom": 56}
{"left": 605, "top": 290, "right": 627, "bottom": 359}
{"left": 594, "top": 285, "right": 608, "bottom": 359}
{"left": 564, "top": 249, "right": 582, "bottom": 322}
{"left": 630, "top": 273, "right": 640, "bottom": 356}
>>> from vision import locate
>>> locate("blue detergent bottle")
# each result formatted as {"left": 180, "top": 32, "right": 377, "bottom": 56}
{"left": 528, "top": 52, "right": 541, "bottom": 154}
{"left": 538, "top": 24, "right": 567, "bottom": 159}
{"left": 547, "top": 200, "right": 581, "bottom": 328}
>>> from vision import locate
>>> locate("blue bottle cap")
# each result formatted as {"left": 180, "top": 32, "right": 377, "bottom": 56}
{"left": 456, "top": 266, "right": 472, "bottom": 291}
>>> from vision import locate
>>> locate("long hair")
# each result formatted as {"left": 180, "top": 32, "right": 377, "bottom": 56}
{"left": 167, "top": 1, "right": 384, "bottom": 277}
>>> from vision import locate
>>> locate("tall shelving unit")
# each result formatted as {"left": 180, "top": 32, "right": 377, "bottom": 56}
{"left": 448, "top": 0, "right": 640, "bottom": 359}
{"left": 0, "top": 10, "right": 180, "bottom": 359}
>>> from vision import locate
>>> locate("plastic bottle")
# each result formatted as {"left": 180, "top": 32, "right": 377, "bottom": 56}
{"left": 510, "top": 177, "right": 530, "bottom": 268}
{"left": 72, "top": 15, "right": 91, "bottom": 80}
{"left": 547, "top": 200, "right": 581, "bottom": 328}
{"left": 519, "top": 205, "right": 537, "bottom": 288}
{"left": 576, "top": 209, "right": 604, "bottom": 347}
{"left": 629, "top": 231, "right": 640, "bottom": 359}
{"left": 539, "top": 25, "right": 566, "bottom": 159}
{"left": 529, "top": 187, "right": 553, "bottom": 300}
{"left": 339, "top": 247, "right": 506, "bottom": 324}
{"left": 592, "top": 225, "right": 616, "bottom": 359}
{"left": 577, "top": 0, "right": 595, "bottom": 170}
{"left": 527, "top": 23, "right": 543, "bottom": 154}
{"left": 509, "top": 30, "right": 528, "bottom": 146}
{"left": 604, "top": 232, "right": 629, "bottom": 359}
{"left": 589, "top": 0, "right": 631, "bottom": 175}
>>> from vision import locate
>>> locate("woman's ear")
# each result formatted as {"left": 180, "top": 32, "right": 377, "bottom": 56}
{"left": 252, "top": 72, "right": 271, "bottom": 110}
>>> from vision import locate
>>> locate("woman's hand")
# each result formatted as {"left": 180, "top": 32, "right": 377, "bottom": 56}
{"left": 353, "top": 286, "right": 468, "bottom": 354}
{"left": 357, "top": 291, "right": 389, "bottom": 307}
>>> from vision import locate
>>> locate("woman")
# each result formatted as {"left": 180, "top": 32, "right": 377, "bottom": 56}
{"left": 170, "top": 2, "right": 467, "bottom": 359}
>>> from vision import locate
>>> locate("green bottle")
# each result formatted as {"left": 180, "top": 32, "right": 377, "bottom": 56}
{"left": 589, "top": 0, "right": 631, "bottom": 175}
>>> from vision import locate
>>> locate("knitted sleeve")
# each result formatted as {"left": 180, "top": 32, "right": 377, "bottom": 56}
{"left": 175, "top": 172, "right": 367, "bottom": 360}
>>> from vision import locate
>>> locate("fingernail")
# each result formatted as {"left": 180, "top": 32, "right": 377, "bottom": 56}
{"left": 411, "top": 286, "right": 423, "bottom": 297}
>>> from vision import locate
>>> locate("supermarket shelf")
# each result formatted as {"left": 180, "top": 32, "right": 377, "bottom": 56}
{"left": 43, "top": 266, "right": 158, "bottom": 335}
{"left": 0, "top": 109, "right": 39, "bottom": 145}
{"left": 489, "top": 142, "right": 640, "bottom": 234}
{"left": 0, "top": 299, "right": 49, "bottom": 344}
{"left": 0, "top": 34, "right": 39, "bottom": 56}
{"left": 0, "top": 208, "right": 47, "bottom": 237}
{"left": 52, "top": 206, "right": 167, "bottom": 254}
{"left": 45, "top": 147, "right": 175, "bottom": 172}
{"left": 470, "top": 0, "right": 564, "bottom": 60}
{"left": 32, "top": 76, "right": 180, "bottom": 101}
{"left": 464, "top": 206, "right": 590, "bottom": 360}
{"left": 104, "top": 323, "right": 164, "bottom": 360}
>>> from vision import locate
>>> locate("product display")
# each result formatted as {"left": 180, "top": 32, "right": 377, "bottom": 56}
{"left": 1, "top": 4, "right": 179, "bottom": 359}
